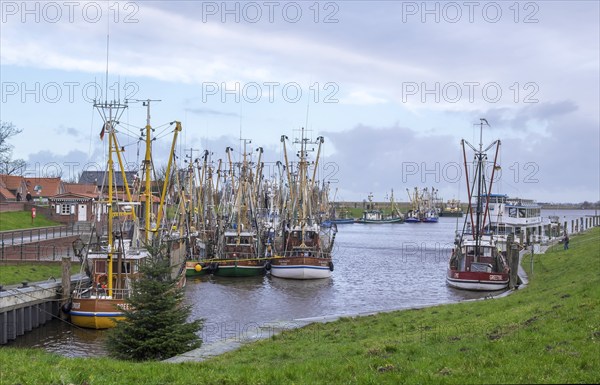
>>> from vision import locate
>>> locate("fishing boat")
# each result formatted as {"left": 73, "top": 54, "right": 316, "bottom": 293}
{"left": 355, "top": 191, "right": 404, "bottom": 224}
{"left": 185, "top": 150, "right": 218, "bottom": 277}
{"left": 405, "top": 187, "right": 422, "bottom": 223}
{"left": 420, "top": 187, "right": 440, "bottom": 223}
{"left": 326, "top": 218, "right": 355, "bottom": 225}
{"left": 322, "top": 199, "right": 355, "bottom": 226}
{"left": 440, "top": 199, "right": 464, "bottom": 217}
{"left": 447, "top": 119, "right": 510, "bottom": 291}
{"left": 421, "top": 208, "right": 439, "bottom": 223}
{"left": 68, "top": 100, "right": 186, "bottom": 328}
{"left": 212, "top": 140, "right": 266, "bottom": 277}
{"left": 270, "top": 130, "right": 336, "bottom": 279}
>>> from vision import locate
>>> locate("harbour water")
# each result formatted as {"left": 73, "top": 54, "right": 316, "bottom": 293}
{"left": 7, "top": 209, "right": 596, "bottom": 357}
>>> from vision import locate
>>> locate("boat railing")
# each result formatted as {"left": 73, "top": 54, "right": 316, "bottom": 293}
{"left": 76, "top": 286, "right": 131, "bottom": 300}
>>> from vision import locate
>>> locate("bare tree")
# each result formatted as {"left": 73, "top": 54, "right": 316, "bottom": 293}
{"left": 0, "top": 121, "right": 27, "bottom": 175}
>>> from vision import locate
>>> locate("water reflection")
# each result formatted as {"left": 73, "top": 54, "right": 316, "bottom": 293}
{"left": 8, "top": 318, "right": 107, "bottom": 357}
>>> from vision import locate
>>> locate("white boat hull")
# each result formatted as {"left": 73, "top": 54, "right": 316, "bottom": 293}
{"left": 446, "top": 276, "right": 509, "bottom": 291}
{"left": 270, "top": 265, "right": 331, "bottom": 279}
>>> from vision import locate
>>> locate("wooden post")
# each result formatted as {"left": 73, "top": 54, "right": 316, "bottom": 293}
{"left": 509, "top": 244, "right": 519, "bottom": 289}
{"left": 530, "top": 245, "right": 534, "bottom": 276}
{"left": 60, "top": 257, "right": 71, "bottom": 320}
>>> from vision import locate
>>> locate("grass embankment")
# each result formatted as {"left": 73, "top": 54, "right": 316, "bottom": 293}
{"left": 0, "top": 263, "right": 62, "bottom": 286}
{"left": 0, "top": 211, "right": 61, "bottom": 231}
{"left": 1, "top": 229, "right": 599, "bottom": 384}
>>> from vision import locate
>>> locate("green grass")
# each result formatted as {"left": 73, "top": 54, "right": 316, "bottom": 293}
{"left": 0, "top": 263, "right": 63, "bottom": 286}
{"left": 0, "top": 211, "right": 61, "bottom": 231}
{"left": 0, "top": 228, "right": 599, "bottom": 384}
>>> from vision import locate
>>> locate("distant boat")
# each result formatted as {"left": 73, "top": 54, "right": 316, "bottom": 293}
{"left": 420, "top": 187, "right": 440, "bottom": 223}
{"left": 447, "top": 119, "right": 510, "bottom": 291}
{"left": 405, "top": 187, "right": 421, "bottom": 223}
{"left": 355, "top": 190, "right": 404, "bottom": 224}
{"left": 322, "top": 218, "right": 354, "bottom": 226}
{"left": 404, "top": 212, "right": 421, "bottom": 223}
{"left": 405, "top": 187, "right": 439, "bottom": 223}
{"left": 331, "top": 218, "right": 355, "bottom": 224}
{"left": 440, "top": 199, "right": 464, "bottom": 217}
{"left": 323, "top": 206, "right": 355, "bottom": 225}
{"left": 420, "top": 208, "right": 439, "bottom": 223}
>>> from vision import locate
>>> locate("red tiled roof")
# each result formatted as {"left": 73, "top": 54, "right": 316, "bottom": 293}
{"left": 0, "top": 174, "right": 25, "bottom": 191}
{"left": 50, "top": 192, "right": 97, "bottom": 201}
{"left": 25, "top": 177, "right": 64, "bottom": 197}
{"left": 0, "top": 186, "right": 16, "bottom": 200}
{"left": 64, "top": 183, "right": 98, "bottom": 195}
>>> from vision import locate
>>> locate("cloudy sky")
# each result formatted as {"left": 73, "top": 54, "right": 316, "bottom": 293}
{"left": 1, "top": 1, "right": 598, "bottom": 203}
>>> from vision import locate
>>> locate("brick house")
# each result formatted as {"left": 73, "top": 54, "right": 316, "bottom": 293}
{"left": 46, "top": 183, "right": 100, "bottom": 224}
{"left": 0, "top": 174, "right": 27, "bottom": 201}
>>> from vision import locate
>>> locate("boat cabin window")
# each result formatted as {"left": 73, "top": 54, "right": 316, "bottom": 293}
{"left": 95, "top": 260, "right": 107, "bottom": 274}
{"left": 465, "top": 246, "right": 493, "bottom": 257}
{"left": 509, "top": 208, "right": 517, "bottom": 218}
{"left": 111, "top": 261, "right": 133, "bottom": 274}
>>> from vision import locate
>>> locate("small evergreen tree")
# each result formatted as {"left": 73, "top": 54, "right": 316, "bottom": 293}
{"left": 106, "top": 245, "right": 202, "bottom": 361}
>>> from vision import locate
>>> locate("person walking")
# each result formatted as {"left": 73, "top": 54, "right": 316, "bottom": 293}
{"left": 563, "top": 233, "right": 570, "bottom": 250}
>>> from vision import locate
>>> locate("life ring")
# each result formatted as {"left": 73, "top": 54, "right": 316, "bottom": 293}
{"left": 328, "top": 261, "right": 334, "bottom": 271}
{"left": 96, "top": 274, "right": 108, "bottom": 286}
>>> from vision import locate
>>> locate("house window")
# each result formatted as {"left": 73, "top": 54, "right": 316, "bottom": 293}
{"left": 61, "top": 204, "right": 71, "bottom": 215}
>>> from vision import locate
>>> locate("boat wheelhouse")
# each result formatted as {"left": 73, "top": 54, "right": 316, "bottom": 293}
{"left": 482, "top": 194, "right": 543, "bottom": 252}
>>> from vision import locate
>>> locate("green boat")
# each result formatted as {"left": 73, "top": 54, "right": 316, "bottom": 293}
{"left": 212, "top": 230, "right": 265, "bottom": 277}
{"left": 185, "top": 261, "right": 210, "bottom": 277}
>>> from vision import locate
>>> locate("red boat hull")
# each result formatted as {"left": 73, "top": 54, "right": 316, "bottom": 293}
{"left": 446, "top": 269, "right": 509, "bottom": 291}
